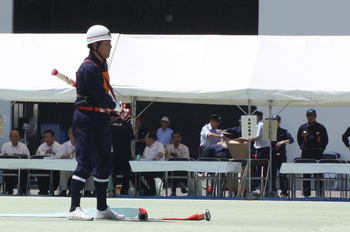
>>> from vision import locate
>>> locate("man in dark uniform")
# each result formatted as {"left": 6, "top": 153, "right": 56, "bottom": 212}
{"left": 225, "top": 117, "right": 242, "bottom": 139}
{"left": 68, "top": 25, "right": 125, "bottom": 221}
{"left": 297, "top": 109, "right": 328, "bottom": 198}
{"left": 198, "top": 144, "right": 231, "bottom": 196}
{"left": 238, "top": 111, "right": 269, "bottom": 190}
{"left": 199, "top": 144, "right": 232, "bottom": 159}
{"left": 110, "top": 112, "right": 135, "bottom": 195}
{"left": 271, "top": 114, "right": 294, "bottom": 198}
{"left": 135, "top": 116, "right": 148, "bottom": 156}
{"left": 341, "top": 127, "right": 350, "bottom": 150}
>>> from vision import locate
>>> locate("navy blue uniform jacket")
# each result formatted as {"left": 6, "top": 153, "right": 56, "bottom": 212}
{"left": 75, "top": 52, "right": 115, "bottom": 109}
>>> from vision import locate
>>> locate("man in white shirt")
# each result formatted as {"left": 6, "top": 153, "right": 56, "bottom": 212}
{"left": 253, "top": 111, "right": 270, "bottom": 153}
{"left": 143, "top": 131, "right": 165, "bottom": 161}
{"left": 59, "top": 129, "right": 75, "bottom": 196}
{"left": 36, "top": 130, "right": 63, "bottom": 157}
{"left": 238, "top": 111, "right": 269, "bottom": 190}
{"left": 165, "top": 131, "right": 190, "bottom": 196}
{"left": 1, "top": 130, "right": 30, "bottom": 195}
{"left": 165, "top": 131, "right": 189, "bottom": 160}
{"left": 35, "top": 130, "right": 63, "bottom": 195}
{"left": 1, "top": 130, "right": 30, "bottom": 158}
{"left": 157, "top": 116, "right": 173, "bottom": 146}
{"left": 130, "top": 131, "right": 165, "bottom": 196}
{"left": 200, "top": 114, "right": 223, "bottom": 147}
{"left": 252, "top": 111, "right": 270, "bottom": 189}
{"left": 59, "top": 127, "right": 94, "bottom": 196}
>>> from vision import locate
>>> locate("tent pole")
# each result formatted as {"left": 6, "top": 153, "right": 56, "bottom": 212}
{"left": 233, "top": 103, "right": 247, "bottom": 115}
{"left": 248, "top": 99, "right": 252, "bottom": 193}
{"left": 0, "top": 101, "right": 16, "bottom": 116}
{"left": 132, "top": 98, "right": 157, "bottom": 159}
{"left": 131, "top": 96, "right": 137, "bottom": 159}
{"left": 276, "top": 101, "right": 292, "bottom": 115}
{"left": 108, "top": 34, "right": 121, "bottom": 69}
{"left": 135, "top": 98, "right": 158, "bottom": 118}
{"left": 268, "top": 100, "right": 273, "bottom": 195}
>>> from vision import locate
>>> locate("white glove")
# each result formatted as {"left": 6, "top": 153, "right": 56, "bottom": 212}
{"left": 114, "top": 101, "right": 123, "bottom": 112}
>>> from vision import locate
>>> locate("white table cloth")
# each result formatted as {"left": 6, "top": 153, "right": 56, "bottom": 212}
{"left": 0, "top": 159, "right": 77, "bottom": 171}
{"left": 280, "top": 163, "right": 350, "bottom": 174}
{"left": 130, "top": 161, "right": 242, "bottom": 173}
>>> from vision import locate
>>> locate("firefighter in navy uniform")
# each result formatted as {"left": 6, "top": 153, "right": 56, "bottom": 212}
{"left": 297, "top": 109, "right": 328, "bottom": 198}
{"left": 68, "top": 25, "right": 125, "bottom": 221}
{"left": 271, "top": 114, "right": 294, "bottom": 198}
{"left": 341, "top": 126, "right": 350, "bottom": 150}
{"left": 110, "top": 112, "right": 135, "bottom": 195}
{"left": 224, "top": 117, "right": 242, "bottom": 140}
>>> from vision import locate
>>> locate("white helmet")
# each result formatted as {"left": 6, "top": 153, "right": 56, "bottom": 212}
{"left": 86, "top": 25, "right": 112, "bottom": 45}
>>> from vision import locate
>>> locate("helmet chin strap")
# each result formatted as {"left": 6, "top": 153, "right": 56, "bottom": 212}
{"left": 92, "top": 42, "right": 106, "bottom": 62}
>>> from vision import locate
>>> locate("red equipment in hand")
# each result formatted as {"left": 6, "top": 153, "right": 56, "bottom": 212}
{"left": 51, "top": 69, "right": 76, "bottom": 87}
{"left": 51, "top": 69, "right": 130, "bottom": 120}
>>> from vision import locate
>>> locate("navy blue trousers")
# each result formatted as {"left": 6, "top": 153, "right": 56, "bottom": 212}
{"left": 73, "top": 109, "right": 113, "bottom": 180}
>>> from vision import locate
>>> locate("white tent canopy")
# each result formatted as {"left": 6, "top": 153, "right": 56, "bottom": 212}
{"left": 1, "top": 33, "right": 350, "bottom": 106}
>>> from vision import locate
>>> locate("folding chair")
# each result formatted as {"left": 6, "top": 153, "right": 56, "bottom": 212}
{"left": 318, "top": 159, "right": 344, "bottom": 199}
{"left": 237, "top": 159, "right": 270, "bottom": 197}
{"left": 196, "top": 157, "right": 220, "bottom": 196}
{"left": 340, "top": 160, "right": 348, "bottom": 198}
{"left": 215, "top": 158, "right": 232, "bottom": 197}
{"left": 154, "top": 176, "right": 164, "bottom": 196}
{"left": 243, "top": 159, "right": 270, "bottom": 198}
{"left": 27, "top": 155, "right": 53, "bottom": 195}
{"left": 230, "top": 158, "right": 248, "bottom": 197}
{"left": 322, "top": 152, "right": 340, "bottom": 160}
{"left": 165, "top": 157, "right": 191, "bottom": 196}
{"left": 0, "top": 155, "right": 21, "bottom": 195}
{"left": 293, "top": 158, "right": 319, "bottom": 198}
{"left": 196, "top": 157, "right": 227, "bottom": 197}
{"left": 133, "top": 170, "right": 164, "bottom": 197}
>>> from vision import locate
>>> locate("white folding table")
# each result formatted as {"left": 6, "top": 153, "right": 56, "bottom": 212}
{"left": 129, "top": 161, "right": 242, "bottom": 198}
{"left": 0, "top": 159, "right": 78, "bottom": 171}
{"left": 280, "top": 163, "right": 350, "bottom": 198}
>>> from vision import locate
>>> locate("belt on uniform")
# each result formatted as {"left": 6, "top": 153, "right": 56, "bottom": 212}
{"left": 77, "top": 106, "right": 110, "bottom": 114}
{"left": 304, "top": 148, "right": 322, "bottom": 151}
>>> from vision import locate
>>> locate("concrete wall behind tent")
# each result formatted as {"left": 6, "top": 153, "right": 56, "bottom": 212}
{"left": 136, "top": 101, "right": 251, "bottom": 159}
{"left": 13, "top": 0, "right": 258, "bottom": 35}
{"left": 258, "top": 1, "right": 350, "bottom": 162}
{"left": 259, "top": 106, "right": 350, "bottom": 162}
{"left": 0, "top": 1, "right": 12, "bottom": 33}
{"left": 259, "top": 0, "right": 350, "bottom": 36}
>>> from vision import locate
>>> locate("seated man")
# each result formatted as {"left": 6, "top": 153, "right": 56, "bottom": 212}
{"left": 0, "top": 130, "right": 30, "bottom": 195}
{"left": 165, "top": 131, "right": 190, "bottom": 196}
{"left": 129, "top": 131, "right": 165, "bottom": 196}
{"left": 59, "top": 127, "right": 94, "bottom": 196}
{"left": 199, "top": 144, "right": 232, "bottom": 159}
{"left": 198, "top": 144, "right": 232, "bottom": 196}
{"left": 35, "top": 129, "right": 63, "bottom": 195}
